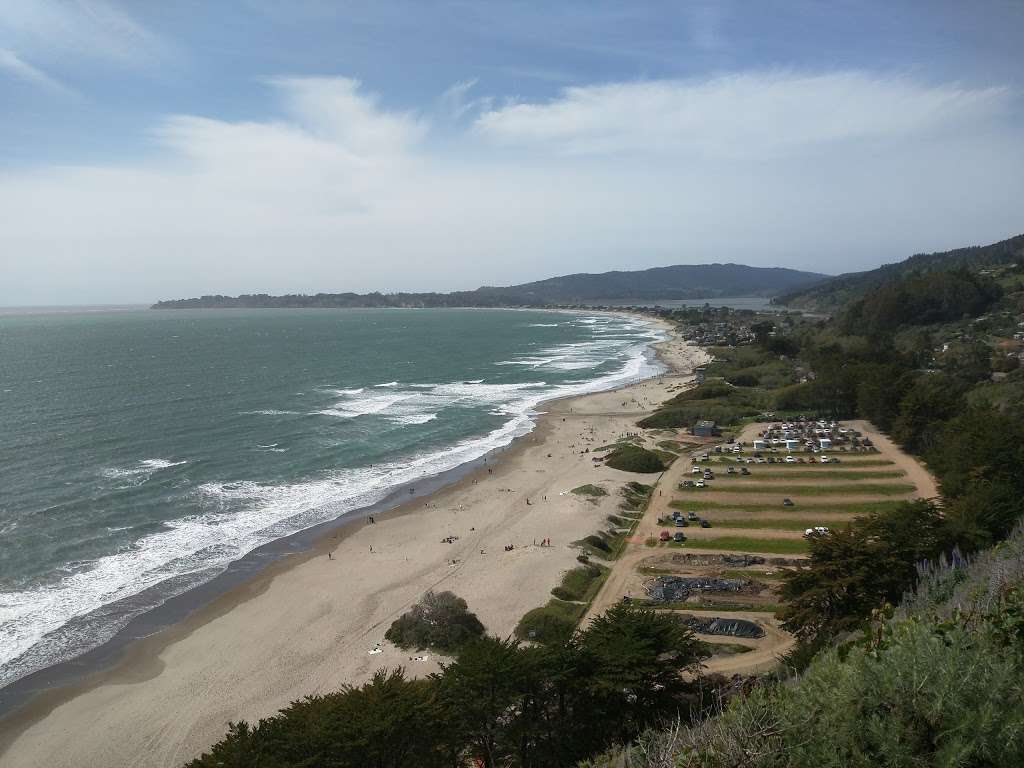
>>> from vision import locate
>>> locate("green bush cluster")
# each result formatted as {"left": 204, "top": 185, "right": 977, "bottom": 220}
{"left": 604, "top": 445, "right": 666, "bottom": 473}
{"left": 550, "top": 564, "right": 608, "bottom": 603}
{"left": 384, "top": 591, "right": 485, "bottom": 652}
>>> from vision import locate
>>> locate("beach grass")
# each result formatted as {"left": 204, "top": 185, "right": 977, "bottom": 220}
{"left": 551, "top": 564, "right": 609, "bottom": 603}
{"left": 571, "top": 484, "right": 608, "bottom": 497}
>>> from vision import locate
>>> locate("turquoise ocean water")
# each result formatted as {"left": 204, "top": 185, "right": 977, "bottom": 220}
{"left": 0, "top": 308, "right": 663, "bottom": 689}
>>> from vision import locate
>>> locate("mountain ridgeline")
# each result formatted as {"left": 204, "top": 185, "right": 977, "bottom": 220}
{"left": 151, "top": 264, "right": 828, "bottom": 309}
{"left": 776, "top": 233, "right": 1024, "bottom": 311}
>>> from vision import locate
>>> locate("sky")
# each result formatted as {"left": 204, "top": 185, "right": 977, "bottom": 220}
{"left": 1, "top": 1, "right": 1023, "bottom": 305}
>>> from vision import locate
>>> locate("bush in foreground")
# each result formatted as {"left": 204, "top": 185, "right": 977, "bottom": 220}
{"left": 384, "top": 590, "right": 485, "bottom": 652}
{"left": 187, "top": 605, "right": 706, "bottom": 768}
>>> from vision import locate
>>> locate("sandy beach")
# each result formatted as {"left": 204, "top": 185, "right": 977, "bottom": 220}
{"left": 0, "top": 318, "right": 710, "bottom": 768}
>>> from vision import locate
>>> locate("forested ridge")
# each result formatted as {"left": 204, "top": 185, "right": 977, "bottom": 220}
{"left": 776, "top": 232, "right": 1024, "bottom": 311}
{"left": 151, "top": 264, "right": 827, "bottom": 309}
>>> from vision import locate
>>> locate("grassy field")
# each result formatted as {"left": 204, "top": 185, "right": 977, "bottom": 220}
{"left": 669, "top": 535, "right": 809, "bottom": 555}
{"left": 669, "top": 499, "right": 909, "bottom": 515}
{"left": 687, "top": 482, "right": 916, "bottom": 496}
{"left": 708, "top": 517, "right": 848, "bottom": 532}
{"left": 713, "top": 470, "right": 906, "bottom": 481}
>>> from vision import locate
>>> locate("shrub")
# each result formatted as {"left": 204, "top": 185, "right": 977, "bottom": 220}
{"left": 384, "top": 590, "right": 485, "bottom": 652}
{"left": 551, "top": 564, "right": 608, "bottom": 602}
{"left": 514, "top": 599, "right": 584, "bottom": 644}
{"left": 605, "top": 445, "right": 665, "bottom": 473}
{"left": 572, "top": 483, "right": 609, "bottom": 497}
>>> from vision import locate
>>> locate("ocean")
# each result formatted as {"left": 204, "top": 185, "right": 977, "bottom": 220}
{"left": 0, "top": 307, "right": 663, "bottom": 691}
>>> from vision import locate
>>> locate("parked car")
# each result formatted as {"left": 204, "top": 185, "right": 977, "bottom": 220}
{"left": 681, "top": 480, "right": 695, "bottom": 488}
{"left": 692, "top": 466, "right": 701, "bottom": 474}
{"left": 673, "top": 531, "right": 686, "bottom": 542}
{"left": 659, "top": 530, "right": 671, "bottom": 541}
{"left": 783, "top": 498, "right": 795, "bottom": 507}
{"left": 695, "top": 480, "right": 706, "bottom": 488}
{"left": 675, "top": 518, "right": 687, "bottom": 528}
{"left": 785, "top": 456, "right": 797, "bottom": 463}
{"left": 740, "top": 467, "right": 751, "bottom": 475}
{"left": 699, "top": 519, "right": 712, "bottom": 528}
{"left": 804, "top": 526, "right": 829, "bottom": 537}
{"left": 727, "top": 466, "right": 736, "bottom": 474}
{"left": 687, "top": 511, "right": 699, "bottom": 521}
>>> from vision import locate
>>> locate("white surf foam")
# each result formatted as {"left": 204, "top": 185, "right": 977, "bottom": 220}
{"left": 390, "top": 413, "right": 438, "bottom": 425}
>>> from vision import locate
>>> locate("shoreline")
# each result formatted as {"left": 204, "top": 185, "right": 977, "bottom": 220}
{"left": 0, "top": 314, "right": 710, "bottom": 767}
{"left": 0, "top": 308, "right": 663, "bottom": 715}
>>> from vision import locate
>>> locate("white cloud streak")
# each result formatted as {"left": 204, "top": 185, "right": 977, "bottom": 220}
{"left": 0, "top": 48, "right": 75, "bottom": 95}
{"left": 474, "top": 72, "right": 1012, "bottom": 156}
{"left": 0, "top": 0, "right": 172, "bottom": 66}
{"left": 0, "top": 72, "right": 1021, "bottom": 305}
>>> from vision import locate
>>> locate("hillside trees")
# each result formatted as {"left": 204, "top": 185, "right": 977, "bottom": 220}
{"left": 778, "top": 501, "right": 946, "bottom": 641}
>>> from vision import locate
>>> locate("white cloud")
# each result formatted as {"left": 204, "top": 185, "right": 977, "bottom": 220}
{"left": 474, "top": 72, "right": 1012, "bottom": 156}
{"left": 0, "top": 48, "right": 75, "bottom": 95}
{"left": 0, "top": 72, "right": 1022, "bottom": 305}
{"left": 0, "top": 0, "right": 172, "bottom": 65}
{"left": 265, "top": 77, "right": 426, "bottom": 157}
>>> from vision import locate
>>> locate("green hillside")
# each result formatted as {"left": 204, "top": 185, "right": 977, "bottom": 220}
{"left": 776, "top": 233, "right": 1024, "bottom": 312}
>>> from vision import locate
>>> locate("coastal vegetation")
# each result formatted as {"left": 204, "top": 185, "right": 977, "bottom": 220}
{"left": 187, "top": 606, "right": 711, "bottom": 768}
{"left": 587, "top": 526, "right": 1024, "bottom": 768}
{"left": 571, "top": 484, "right": 608, "bottom": 498}
{"left": 551, "top": 564, "right": 609, "bottom": 603}
{"left": 184, "top": 235, "right": 1024, "bottom": 767}
{"left": 604, "top": 445, "right": 666, "bottom": 473}
{"left": 384, "top": 591, "right": 485, "bottom": 653}
{"left": 637, "top": 379, "right": 763, "bottom": 430}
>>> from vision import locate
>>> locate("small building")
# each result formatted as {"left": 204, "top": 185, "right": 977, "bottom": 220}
{"left": 752, "top": 439, "right": 766, "bottom": 451}
{"left": 695, "top": 367, "right": 707, "bottom": 385}
{"left": 693, "top": 420, "right": 718, "bottom": 437}
{"left": 819, "top": 437, "right": 832, "bottom": 450}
